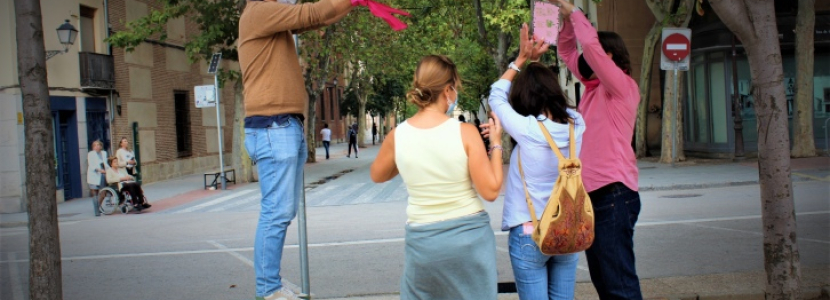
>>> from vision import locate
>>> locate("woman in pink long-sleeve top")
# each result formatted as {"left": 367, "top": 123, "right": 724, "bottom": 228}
{"left": 555, "top": 0, "right": 643, "bottom": 299}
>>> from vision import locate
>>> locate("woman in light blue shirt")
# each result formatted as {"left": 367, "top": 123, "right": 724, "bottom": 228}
{"left": 488, "top": 24, "right": 586, "bottom": 299}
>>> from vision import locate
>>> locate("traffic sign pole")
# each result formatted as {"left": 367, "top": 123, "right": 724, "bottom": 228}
{"left": 208, "top": 53, "right": 226, "bottom": 190}
{"left": 661, "top": 29, "right": 691, "bottom": 167}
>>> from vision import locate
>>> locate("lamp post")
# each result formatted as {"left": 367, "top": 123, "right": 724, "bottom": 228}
{"left": 46, "top": 20, "right": 78, "bottom": 60}
{"left": 731, "top": 35, "right": 746, "bottom": 161}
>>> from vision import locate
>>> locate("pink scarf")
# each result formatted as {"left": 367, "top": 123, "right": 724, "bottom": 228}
{"left": 352, "top": 0, "right": 410, "bottom": 31}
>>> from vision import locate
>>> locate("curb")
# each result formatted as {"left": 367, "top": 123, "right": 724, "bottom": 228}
{"left": 639, "top": 175, "right": 818, "bottom": 192}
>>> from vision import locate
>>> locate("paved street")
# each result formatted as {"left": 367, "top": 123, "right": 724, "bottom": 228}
{"left": 0, "top": 142, "right": 828, "bottom": 299}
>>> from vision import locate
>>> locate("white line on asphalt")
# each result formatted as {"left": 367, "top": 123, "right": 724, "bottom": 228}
{"left": 206, "top": 240, "right": 304, "bottom": 295}
{"left": 637, "top": 211, "right": 829, "bottom": 227}
{"left": 686, "top": 223, "right": 830, "bottom": 244}
{"left": 495, "top": 246, "right": 509, "bottom": 253}
{"left": 3, "top": 211, "right": 826, "bottom": 264}
{"left": 174, "top": 189, "right": 257, "bottom": 214}
{"left": 207, "top": 240, "right": 253, "bottom": 267}
{"left": 8, "top": 253, "right": 24, "bottom": 300}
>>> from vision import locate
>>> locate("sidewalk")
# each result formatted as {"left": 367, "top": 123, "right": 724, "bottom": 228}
{"left": 323, "top": 266, "right": 830, "bottom": 300}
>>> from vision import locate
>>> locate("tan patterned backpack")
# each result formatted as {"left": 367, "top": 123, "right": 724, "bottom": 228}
{"left": 517, "top": 121, "right": 594, "bottom": 255}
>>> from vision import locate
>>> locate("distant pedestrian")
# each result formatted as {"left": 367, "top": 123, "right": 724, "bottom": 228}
{"left": 557, "top": 1, "right": 643, "bottom": 299}
{"left": 238, "top": 0, "right": 355, "bottom": 299}
{"left": 370, "top": 55, "right": 505, "bottom": 300}
{"left": 87, "top": 140, "right": 109, "bottom": 216}
{"left": 321, "top": 123, "right": 332, "bottom": 159}
{"left": 372, "top": 122, "right": 377, "bottom": 145}
{"left": 347, "top": 123, "right": 358, "bottom": 158}
{"left": 458, "top": 114, "right": 466, "bottom": 123}
{"left": 116, "top": 137, "right": 137, "bottom": 176}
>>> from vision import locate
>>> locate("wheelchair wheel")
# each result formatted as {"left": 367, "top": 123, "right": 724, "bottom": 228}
{"left": 98, "top": 187, "right": 119, "bottom": 215}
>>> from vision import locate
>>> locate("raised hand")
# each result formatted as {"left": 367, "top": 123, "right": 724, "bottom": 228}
{"left": 518, "top": 23, "right": 550, "bottom": 65}
{"left": 552, "top": 0, "right": 576, "bottom": 18}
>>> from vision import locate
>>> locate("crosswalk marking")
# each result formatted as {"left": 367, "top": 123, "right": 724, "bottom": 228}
{"left": 172, "top": 189, "right": 257, "bottom": 214}
{"left": 167, "top": 177, "right": 410, "bottom": 214}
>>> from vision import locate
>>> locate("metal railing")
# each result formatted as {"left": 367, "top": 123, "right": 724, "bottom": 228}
{"left": 79, "top": 52, "right": 115, "bottom": 90}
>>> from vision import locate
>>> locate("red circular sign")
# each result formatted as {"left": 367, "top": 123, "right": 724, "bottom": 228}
{"left": 662, "top": 33, "right": 691, "bottom": 62}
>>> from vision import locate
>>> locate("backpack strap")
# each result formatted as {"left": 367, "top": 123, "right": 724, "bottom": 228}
{"left": 536, "top": 120, "right": 575, "bottom": 160}
{"left": 517, "top": 151, "right": 540, "bottom": 229}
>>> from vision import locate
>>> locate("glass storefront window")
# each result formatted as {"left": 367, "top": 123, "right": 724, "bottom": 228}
{"left": 709, "top": 52, "right": 728, "bottom": 144}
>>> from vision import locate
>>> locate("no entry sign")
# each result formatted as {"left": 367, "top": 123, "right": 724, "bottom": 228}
{"left": 661, "top": 28, "right": 692, "bottom": 71}
{"left": 663, "top": 33, "right": 690, "bottom": 61}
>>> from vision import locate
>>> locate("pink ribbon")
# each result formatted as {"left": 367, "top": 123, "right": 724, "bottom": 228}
{"left": 351, "top": 0, "right": 410, "bottom": 31}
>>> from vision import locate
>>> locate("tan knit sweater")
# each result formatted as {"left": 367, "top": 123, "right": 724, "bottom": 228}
{"left": 238, "top": 0, "right": 342, "bottom": 117}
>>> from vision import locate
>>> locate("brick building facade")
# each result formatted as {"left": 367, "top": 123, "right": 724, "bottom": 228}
{"left": 108, "top": 0, "right": 237, "bottom": 183}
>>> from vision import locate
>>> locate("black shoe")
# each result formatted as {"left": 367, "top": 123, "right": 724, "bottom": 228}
{"left": 143, "top": 203, "right": 152, "bottom": 208}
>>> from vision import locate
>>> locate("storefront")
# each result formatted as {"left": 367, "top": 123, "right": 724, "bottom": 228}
{"left": 684, "top": 12, "right": 830, "bottom": 157}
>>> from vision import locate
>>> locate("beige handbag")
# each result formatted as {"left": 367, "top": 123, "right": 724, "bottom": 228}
{"left": 518, "top": 121, "right": 595, "bottom": 255}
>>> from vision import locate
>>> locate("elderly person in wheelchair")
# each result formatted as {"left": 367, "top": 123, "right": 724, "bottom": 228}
{"left": 101, "top": 156, "right": 151, "bottom": 214}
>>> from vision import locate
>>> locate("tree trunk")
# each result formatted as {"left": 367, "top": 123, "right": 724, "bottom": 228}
{"left": 709, "top": 1, "right": 801, "bottom": 299}
{"left": 14, "top": 0, "right": 63, "bottom": 299}
{"left": 636, "top": 23, "right": 661, "bottom": 158}
{"left": 358, "top": 93, "right": 367, "bottom": 148}
{"left": 660, "top": 70, "right": 686, "bottom": 163}
{"left": 232, "top": 81, "right": 254, "bottom": 182}
{"left": 792, "top": 0, "right": 816, "bottom": 158}
{"left": 307, "top": 91, "right": 318, "bottom": 163}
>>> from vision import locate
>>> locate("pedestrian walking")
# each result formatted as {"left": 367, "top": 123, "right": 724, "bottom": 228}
{"left": 87, "top": 140, "right": 109, "bottom": 216}
{"left": 372, "top": 122, "right": 377, "bottom": 145}
{"left": 458, "top": 114, "right": 466, "bottom": 123}
{"left": 370, "top": 55, "right": 505, "bottom": 300}
{"left": 347, "top": 123, "right": 358, "bottom": 158}
{"left": 486, "top": 23, "right": 586, "bottom": 300}
{"left": 238, "top": 0, "right": 355, "bottom": 299}
{"left": 321, "top": 123, "right": 332, "bottom": 159}
{"left": 556, "top": 1, "right": 643, "bottom": 299}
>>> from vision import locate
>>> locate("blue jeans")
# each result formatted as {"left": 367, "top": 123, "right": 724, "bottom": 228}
{"left": 244, "top": 117, "right": 307, "bottom": 297}
{"left": 322, "top": 141, "right": 330, "bottom": 159}
{"left": 508, "top": 226, "right": 578, "bottom": 300}
{"left": 585, "top": 183, "right": 643, "bottom": 300}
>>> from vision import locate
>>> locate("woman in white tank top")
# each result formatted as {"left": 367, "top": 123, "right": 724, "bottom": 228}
{"left": 370, "top": 55, "right": 505, "bottom": 300}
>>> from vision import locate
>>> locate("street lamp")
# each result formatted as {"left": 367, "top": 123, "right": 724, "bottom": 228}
{"left": 46, "top": 20, "right": 78, "bottom": 60}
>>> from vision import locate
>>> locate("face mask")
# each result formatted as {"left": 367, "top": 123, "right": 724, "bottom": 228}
{"left": 446, "top": 87, "right": 458, "bottom": 115}
{"left": 278, "top": 0, "right": 297, "bottom": 4}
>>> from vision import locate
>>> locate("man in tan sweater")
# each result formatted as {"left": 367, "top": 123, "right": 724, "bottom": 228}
{"left": 238, "top": 1, "right": 353, "bottom": 299}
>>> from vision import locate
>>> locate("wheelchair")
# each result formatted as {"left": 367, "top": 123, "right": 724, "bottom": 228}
{"left": 97, "top": 184, "right": 146, "bottom": 215}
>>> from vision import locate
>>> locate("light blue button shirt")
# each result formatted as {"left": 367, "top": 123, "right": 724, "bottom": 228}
{"left": 488, "top": 79, "right": 587, "bottom": 231}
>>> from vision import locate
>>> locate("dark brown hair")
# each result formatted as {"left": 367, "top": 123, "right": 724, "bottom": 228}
{"left": 509, "top": 62, "right": 574, "bottom": 124}
{"left": 597, "top": 31, "right": 631, "bottom": 76}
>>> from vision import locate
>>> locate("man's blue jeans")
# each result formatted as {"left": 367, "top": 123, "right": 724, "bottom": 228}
{"left": 508, "top": 226, "right": 578, "bottom": 300}
{"left": 244, "top": 117, "right": 307, "bottom": 297}
{"left": 585, "top": 183, "right": 643, "bottom": 300}
{"left": 322, "top": 141, "right": 330, "bottom": 159}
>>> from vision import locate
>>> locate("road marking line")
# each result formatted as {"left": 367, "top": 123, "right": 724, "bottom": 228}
{"left": 3, "top": 211, "right": 825, "bottom": 264}
{"left": 576, "top": 265, "right": 589, "bottom": 272}
{"left": 174, "top": 189, "right": 257, "bottom": 214}
{"left": 496, "top": 246, "right": 509, "bottom": 253}
{"left": 207, "top": 240, "right": 253, "bottom": 267}
{"left": 9, "top": 253, "right": 24, "bottom": 300}
{"left": 685, "top": 223, "right": 830, "bottom": 244}
{"left": 793, "top": 172, "right": 830, "bottom": 182}
{"left": 637, "top": 211, "right": 829, "bottom": 227}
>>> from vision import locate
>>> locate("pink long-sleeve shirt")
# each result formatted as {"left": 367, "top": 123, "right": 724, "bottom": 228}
{"left": 558, "top": 10, "right": 640, "bottom": 192}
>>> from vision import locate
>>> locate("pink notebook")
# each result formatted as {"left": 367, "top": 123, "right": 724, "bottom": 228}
{"left": 533, "top": 1, "right": 560, "bottom": 45}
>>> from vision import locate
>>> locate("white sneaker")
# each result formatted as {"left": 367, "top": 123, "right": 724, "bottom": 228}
{"left": 263, "top": 287, "right": 300, "bottom": 300}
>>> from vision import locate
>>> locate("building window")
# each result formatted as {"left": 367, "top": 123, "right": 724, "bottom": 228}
{"left": 329, "top": 87, "right": 335, "bottom": 120}
{"left": 80, "top": 6, "right": 96, "bottom": 53}
{"left": 320, "top": 93, "right": 326, "bottom": 120}
{"left": 174, "top": 91, "right": 192, "bottom": 157}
